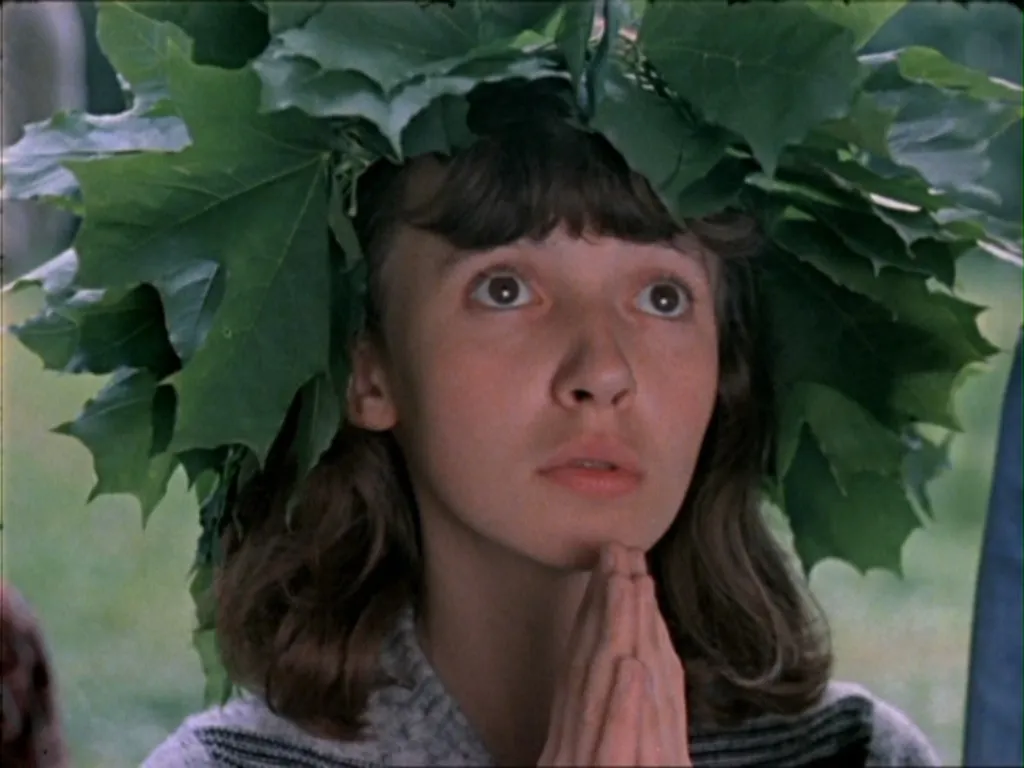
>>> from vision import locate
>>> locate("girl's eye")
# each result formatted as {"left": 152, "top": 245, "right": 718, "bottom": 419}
{"left": 470, "top": 271, "right": 535, "bottom": 309}
{"left": 636, "top": 279, "right": 692, "bottom": 319}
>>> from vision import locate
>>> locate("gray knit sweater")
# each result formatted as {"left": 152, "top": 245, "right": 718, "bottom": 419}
{"left": 143, "top": 604, "right": 940, "bottom": 767}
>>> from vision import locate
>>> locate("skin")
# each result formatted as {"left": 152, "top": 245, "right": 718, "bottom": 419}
{"left": 347, "top": 211, "right": 718, "bottom": 764}
{"left": 540, "top": 543, "right": 690, "bottom": 766}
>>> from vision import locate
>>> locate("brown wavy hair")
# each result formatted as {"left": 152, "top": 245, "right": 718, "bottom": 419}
{"left": 214, "top": 80, "right": 832, "bottom": 740}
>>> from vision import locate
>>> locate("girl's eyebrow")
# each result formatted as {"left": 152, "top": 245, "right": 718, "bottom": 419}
{"left": 667, "top": 242, "right": 712, "bottom": 278}
{"left": 433, "top": 239, "right": 538, "bottom": 277}
{"left": 434, "top": 240, "right": 711, "bottom": 280}
{"left": 435, "top": 247, "right": 491, "bottom": 278}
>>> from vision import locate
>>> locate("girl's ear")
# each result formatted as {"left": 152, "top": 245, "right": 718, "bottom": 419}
{"left": 346, "top": 338, "right": 399, "bottom": 431}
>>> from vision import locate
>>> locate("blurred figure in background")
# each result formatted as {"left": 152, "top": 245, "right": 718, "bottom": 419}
{"left": 963, "top": 334, "right": 1024, "bottom": 767}
{"left": 0, "top": 2, "right": 86, "bottom": 280}
{"left": 0, "top": 582, "right": 68, "bottom": 768}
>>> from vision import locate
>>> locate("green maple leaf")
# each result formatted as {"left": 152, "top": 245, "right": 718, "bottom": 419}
{"left": 869, "top": 205, "right": 944, "bottom": 245}
{"left": 857, "top": 52, "right": 1021, "bottom": 198}
{"left": 745, "top": 172, "right": 855, "bottom": 210}
{"left": 54, "top": 369, "right": 177, "bottom": 522}
{"left": 0, "top": 3, "right": 192, "bottom": 208}
{"left": 7, "top": 311, "right": 79, "bottom": 371}
{"left": 9, "top": 286, "right": 180, "bottom": 377}
{"left": 554, "top": 0, "right": 597, "bottom": 94}
{"left": 806, "top": 1, "right": 905, "bottom": 50}
{"left": 326, "top": 246, "right": 368, "bottom": 405}
{"left": 590, "top": 65, "right": 729, "bottom": 217}
{"left": 263, "top": 0, "right": 564, "bottom": 94}
{"left": 783, "top": 430, "right": 921, "bottom": 576}
{"left": 178, "top": 447, "right": 229, "bottom": 493}
{"left": 285, "top": 373, "right": 342, "bottom": 521}
{"left": 884, "top": 93, "right": 1018, "bottom": 192}
{"left": 265, "top": 2, "right": 323, "bottom": 35}
{"left": 132, "top": 0, "right": 270, "bottom": 70}
{"left": 638, "top": 2, "right": 860, "bottom": 176}
{"left": 3, "top": 248, "right": 79, "bottom": 296}
{"left": 902, "top": 428, "right": 954, "bottom": 517}
{"left": 5, "top": 252, "right": 85, "bottom": 368}
{"left": 889, "top": 370, "right": 972, "bottom": 431}
{"left": 818, "top": 93, "right": 899, "bottom": 159}
{"left": 582, "top": 0, "right": 626, "bottom": 118}
{"left": 776, "top": 205, "right": 956, "bottom": 285}
{"left": 0, "top": 112, "right": 189, "bottom": 212}
{"left": 68, "top": 44, "right": 334, "bottom": 463}
{"left": 890, "top": 46, "right": 1023, "bottom": 109}
{"left": 293, "top": 374, "right": 341, "bottom": 480}
{"left": 933, "top": 208, "right": 1023, "bottom": 260}
{"left": 672, "top": 156, "right": 754, "bottom": 219}
{"left": 760, "top": 248, "right": 990, "bottom": 433}
{"left": 772, "top": 219, "right": 996, "bottom": 378}
{"left": 156, "top": 260, "right": 224, "bottom": 363}
{"left": 812, "top": 46, "right": 1020, "bottom": 231}
{"left": 189, "top": 565, "right": 233, "bottom": 705}
{"left": 255, "top": 47, "right": 560, "bottom": 157}
{"left": 401, "top": 96, "right": 475, "bottom": 158}
{"left": 96, "top": 2, "right": 190, "bottom": 105}
{"left": 778, "top": 383, "right": 906, "bottom": 493}
{"left": 794, "top": 148, "right": 949, "bottom": 212}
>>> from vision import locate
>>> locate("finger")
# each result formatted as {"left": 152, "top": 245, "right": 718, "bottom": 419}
{"left": 642, "top": 576, "right": 679, "bottom": 764}
{"left": 626, "top": 547, "right": 647, "bottom": 577}
{"left": 607, "top": 541, "right": 628, "bottom": 576}
{"left": 549, "top": 546, "right": 615, "bottom": 762}
{"left": 634, "top": 574, "right": 662, "bottom": 766}
{"left": 636, "top": 678, "right": 663, "bottom": 766}
{"left": 650, "top": 581, "right": 691, "bottom": 764}
{"left": 594, "top": 657, "right": 644, "bottom": 767}
{"left": 575, "top": 570, "right": 635, "bottom": 762}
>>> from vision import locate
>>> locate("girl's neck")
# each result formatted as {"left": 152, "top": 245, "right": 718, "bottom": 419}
{"left": 413, "top": 521, "right": 592, "bottom": 766}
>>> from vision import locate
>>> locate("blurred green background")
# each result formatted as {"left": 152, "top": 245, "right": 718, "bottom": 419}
{"left": 2, "top": 2, "right": 1022, "bottom": 766}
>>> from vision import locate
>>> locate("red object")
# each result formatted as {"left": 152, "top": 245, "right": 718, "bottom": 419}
{"left": 0, "top": 583, "right": 67, "bottom": 768}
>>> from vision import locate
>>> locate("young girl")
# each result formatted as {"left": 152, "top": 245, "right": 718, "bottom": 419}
{"left": 143, "top": 84, "right": 939, "bottom": 767}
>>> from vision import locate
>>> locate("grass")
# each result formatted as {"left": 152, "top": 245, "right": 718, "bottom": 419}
{"left": 1, "top": 251, "right": 1020, "bottom": 766}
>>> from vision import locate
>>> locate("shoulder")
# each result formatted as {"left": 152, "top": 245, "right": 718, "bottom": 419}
{"left": 692, "top": 680, "right": 940, "bottom": 767}
{"left": 141, "top": 694, "right": 384, "bottom": 768}
{"left": 818, "top": 680, "right": 942, "bottom": 767}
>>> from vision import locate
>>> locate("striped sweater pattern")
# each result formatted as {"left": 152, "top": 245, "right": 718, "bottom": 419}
{"left": 143, "top": 604, "right": 940, "bottom": 767}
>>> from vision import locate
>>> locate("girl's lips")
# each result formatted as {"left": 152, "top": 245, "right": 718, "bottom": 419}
{"left": 538, "top": 465, "right": 643, "bottom": 499}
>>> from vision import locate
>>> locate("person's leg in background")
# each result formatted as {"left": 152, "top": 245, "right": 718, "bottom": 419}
{"left": 0, "top": 2, "right": 86, "bottom": 280}
{"left": 963, "top": 333, "right": 1023, "bottom": 766}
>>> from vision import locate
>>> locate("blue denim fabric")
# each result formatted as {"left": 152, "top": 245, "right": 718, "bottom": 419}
{"left": 963, "top": 333, "right": 1023, "bottom": 767}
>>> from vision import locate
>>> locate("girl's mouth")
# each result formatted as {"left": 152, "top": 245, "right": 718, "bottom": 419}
{"left": 538, "top": 464, "right": 643, "bottom": 499}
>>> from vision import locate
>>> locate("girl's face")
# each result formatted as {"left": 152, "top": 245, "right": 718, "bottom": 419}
{"left": 348, "top": 223, "right": 720, "bottom": 570}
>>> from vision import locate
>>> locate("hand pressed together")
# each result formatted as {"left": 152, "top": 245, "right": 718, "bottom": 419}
{"left": 537, "top": 543, "right": 692, "bottom": 767}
